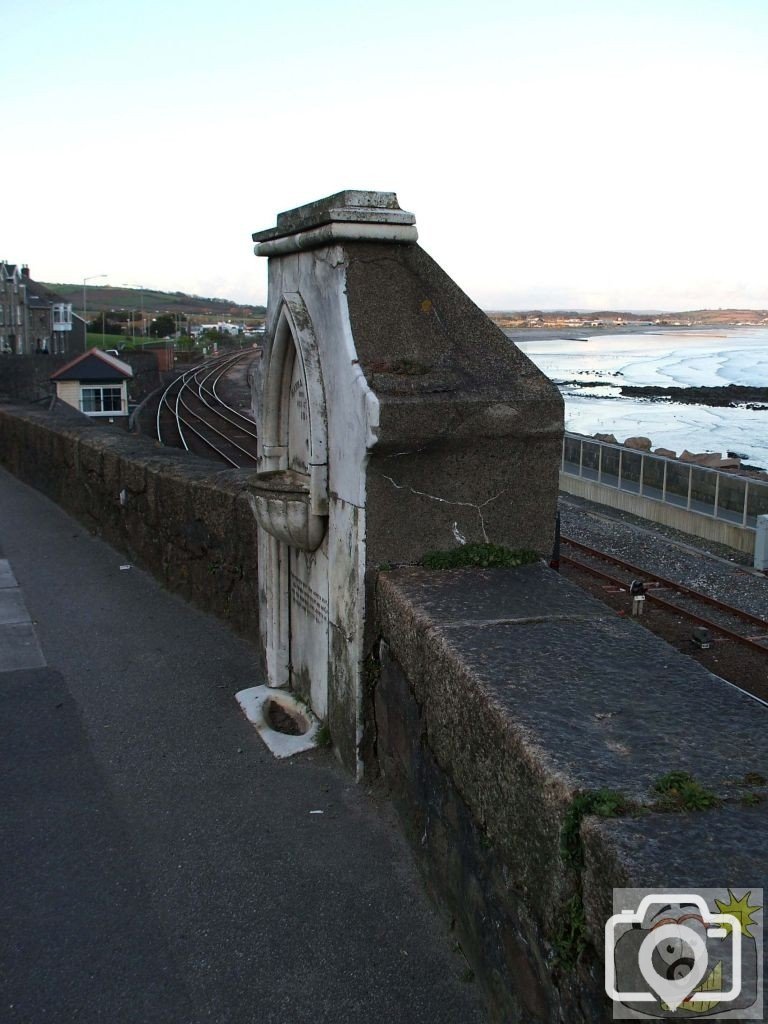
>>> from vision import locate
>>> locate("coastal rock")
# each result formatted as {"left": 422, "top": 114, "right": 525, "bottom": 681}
{"left": 593, "top": 432, "right": 618, "bottom": 444}
{"left": 716, "top": 457, "right": 742, "bottom": 471}
{"left": 679, "top": 450, "right": 722, "bottom": 467}
{"left": 653, "top": 447, "right": 677, "bottom": 459}
{"left": 624, "top": 436, "right": 652, "bottom": 451}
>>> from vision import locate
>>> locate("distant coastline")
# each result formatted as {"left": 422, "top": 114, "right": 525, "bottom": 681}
{"left": 505, "top": 323, "right": 768, "bottom": 470}
{"left": 494, "top": 308, "right": 768, "bottom": 344}
{"left": 501, "top": 324, "right": 727, "bottom": 343}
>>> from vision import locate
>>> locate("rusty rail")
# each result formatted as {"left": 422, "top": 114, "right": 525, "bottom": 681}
{"left": 560, "top": 535, "right": 768, "bottom": 657}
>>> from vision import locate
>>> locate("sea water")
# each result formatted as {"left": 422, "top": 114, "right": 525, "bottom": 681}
{"left": 514, "top": 327, "right": 768, "bottom": 469}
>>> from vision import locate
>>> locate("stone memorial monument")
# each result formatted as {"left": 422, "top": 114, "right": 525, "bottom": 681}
{"left": 250, "top": 191, "right": 563, "bottom": 775}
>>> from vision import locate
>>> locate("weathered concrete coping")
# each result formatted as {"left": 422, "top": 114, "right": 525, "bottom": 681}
{"left": 253, "top": 190, "right": 417, "bottom": 255}
{"left": 583, "top": 802, "right": 768, "bottom": 957}
{"left": 376, "top": 562, "right": 768, "bottom": 927}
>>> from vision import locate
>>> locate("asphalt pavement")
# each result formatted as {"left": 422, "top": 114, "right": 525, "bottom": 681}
{"left": 0, "top": 466, "right": 484, "bottom": 1024}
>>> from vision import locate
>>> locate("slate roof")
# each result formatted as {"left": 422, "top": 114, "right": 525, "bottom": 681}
{"left": 25, "top": 279, "right": 69, "bottom": 307}
{"left": 50, "top": 348, "right": 133, "bottom": 382}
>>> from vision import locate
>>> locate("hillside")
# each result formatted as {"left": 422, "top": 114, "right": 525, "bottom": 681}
{"left": 40, "top": 284, "right": 768, "bottom": 330}
{"left": 40, "top": 283, "right": 265, "bottom": 320}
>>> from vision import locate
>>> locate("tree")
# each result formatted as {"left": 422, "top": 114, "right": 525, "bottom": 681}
{"left": 88, "top": 312, "right": 123, "bottom": 336}
{"left": 150, "top": 314, "right": 176, "bottom": 338}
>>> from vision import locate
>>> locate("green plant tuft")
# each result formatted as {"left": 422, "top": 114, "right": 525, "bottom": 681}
{"left": 652, "top": 771, "right": 720, "bottom": 812}
{"left": 315, "top": 722, "right": 332, "bottom": 748}
{"left": 560, "top": 789, "right": 633, "bottom": 868}
{"left": 421, "top": 544, "right": 540, "bottom": 571}
{"left": 555, "top": 790, "right": 635, "bottom": 967}
{"left": 744, "top": 771, "right": 767, "bottom": 787}
{"left": 555, "top": 893, "right": 588, "bottom": 968}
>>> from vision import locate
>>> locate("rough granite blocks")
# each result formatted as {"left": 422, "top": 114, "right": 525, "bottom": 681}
{"left": 344, "top": 241, "right": 564, "bottom": 562}
{"left": 0, "top": 405, "right": 262, "bottom": 644}
{"left": 375, "top": 562, "right": 768, "bottom": 1019}
{"left": 581, "top": 803, "right": 768, "bottom": 937}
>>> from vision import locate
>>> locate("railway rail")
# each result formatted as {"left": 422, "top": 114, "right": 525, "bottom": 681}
{"left": 560, "top": 534, "right": 768, "bottom": 659}
{"left": 156, "top": 352, "right": 259, "bottom": 468}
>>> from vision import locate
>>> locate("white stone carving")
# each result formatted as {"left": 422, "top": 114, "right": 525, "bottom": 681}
{"left": 252, "top": 200, "right": 385, "bottom": 776}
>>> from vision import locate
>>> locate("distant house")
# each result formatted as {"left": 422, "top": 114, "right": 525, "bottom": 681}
{"left": 50, "top": 348, "right": 133, "bottom": 426}
{"left": 0, "top": 263, "right": 85, "bottom": 355}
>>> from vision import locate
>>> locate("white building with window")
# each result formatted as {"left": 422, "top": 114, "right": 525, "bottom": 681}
{"left": 50, "top": 348, "right": 133, "bottom": 426}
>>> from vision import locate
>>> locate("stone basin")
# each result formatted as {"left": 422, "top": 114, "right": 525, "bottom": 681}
{"left": 247, "top": 469, "right": 327, "bottom": 551}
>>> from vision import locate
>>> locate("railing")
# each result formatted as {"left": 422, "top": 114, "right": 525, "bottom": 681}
{"left": 561, "top": 432, "right": 768, "bottom": 530}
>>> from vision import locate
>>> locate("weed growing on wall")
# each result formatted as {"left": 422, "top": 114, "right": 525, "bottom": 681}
{"left": 421, "top": 544, "right": 540, "bottom": 570}
{"left": 652, "top": 771, "right": 720, "bottom": 812}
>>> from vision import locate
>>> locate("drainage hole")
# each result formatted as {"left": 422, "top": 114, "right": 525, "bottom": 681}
{"left": 265, "top": 700, "right": 307, "bottom": 736}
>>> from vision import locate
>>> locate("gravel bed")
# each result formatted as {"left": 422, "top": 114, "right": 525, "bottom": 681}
{"left": 559, "top": 494, "right": 768, "bottom": 621}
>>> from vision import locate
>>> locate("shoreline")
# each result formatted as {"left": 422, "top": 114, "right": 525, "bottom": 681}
{"left": 503, "top": 324, "right": 768, "bottom": 471}
{"left": 502, "top": 324, "right": 735, "bottom": 343}
{"left": 554, "top": 381, "right": 768, "bottom": 409}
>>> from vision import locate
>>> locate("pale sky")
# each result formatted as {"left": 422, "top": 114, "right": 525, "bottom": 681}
{"left": 4, "top": 0, "right": 767, "bottom": 310}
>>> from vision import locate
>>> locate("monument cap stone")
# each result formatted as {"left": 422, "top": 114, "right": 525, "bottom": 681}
{"left": 253, "top": 190, "right": 417, "bottom": 255}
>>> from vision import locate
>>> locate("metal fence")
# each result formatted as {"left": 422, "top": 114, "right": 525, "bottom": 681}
{"left": 561, "top": 432, "right": 768, "bottom": 530}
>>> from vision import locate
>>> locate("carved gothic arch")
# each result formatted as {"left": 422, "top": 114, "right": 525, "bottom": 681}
{"left": 260, "top": 293, "right": 328, "bottom": 515}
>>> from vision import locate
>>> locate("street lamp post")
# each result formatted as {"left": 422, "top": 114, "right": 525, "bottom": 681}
{"left": 83, "top": 274, "right": 107, "bottom": 350}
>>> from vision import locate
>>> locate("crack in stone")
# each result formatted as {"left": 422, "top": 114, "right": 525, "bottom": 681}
{"left": 315, "top": 248, "right": 347, "bottom": 270}
{"left": 383, "top": 447, "right": 428, "bottom": 460}
{"left": 378, "top": 473, "right": 505, "bottom": 542}
{"left": 329, "top": 619, "right": 354, "bottom": 643}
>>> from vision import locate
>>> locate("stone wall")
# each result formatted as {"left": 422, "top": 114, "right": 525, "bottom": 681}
{"left": 0, "top": 404, "right": 261, "bottom": 643}
{"left": 0, "top": 350, "right": 163, "bottom": 406}
{"left": 373, "top": 563, "right": 768, "bottom": 1022}
{"left": 0, "top": 354, "right": 71, "bottom": 403}
{"left": 3, "top": 401, "right": 767, "bottom": 1022}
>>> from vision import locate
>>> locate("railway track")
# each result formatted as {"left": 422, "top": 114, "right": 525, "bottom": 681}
{"left": 560, "top": 535, "right": 768, "bottom": 658}
{"left": 559, "top": 531, "right": 768, "bottom": 698}
{"left": 156, "top": 352, "right": 259, "bottom": 468}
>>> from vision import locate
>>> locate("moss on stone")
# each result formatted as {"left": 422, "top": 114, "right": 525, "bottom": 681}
{"left": 421, "top": 544, "right": 539, "bottom": 571}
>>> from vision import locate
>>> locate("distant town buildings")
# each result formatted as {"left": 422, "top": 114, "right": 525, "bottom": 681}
{"left": 191, "top": 321, "right": 244, "bottom": 338}
{"left": 0, "top": 263, "right": 85, "bottom": 356}
{"left": 492, "top": 309, "right": 768, "bottom": 331}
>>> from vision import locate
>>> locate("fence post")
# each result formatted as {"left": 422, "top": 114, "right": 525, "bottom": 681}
{"left": 755, "top": 515, "right": 768, "bottom": 571}
{"left": 713, "top": 472, "right": 720, "bottom": 521}
{"left": 686, "top": 465, "right": 693, "bottom": 511}
{"left": 639, "top": 453, "right": 645, "bottom": 496}
{"left": 743, "top": 480, "right": 750, "bottom": 527}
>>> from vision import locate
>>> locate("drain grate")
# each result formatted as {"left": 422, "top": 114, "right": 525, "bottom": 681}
{"left": 265, "top": 699, "right": 306, "bottom": 736}
{"left": 235, "top": 686, "right": 321, "bottom": 759}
